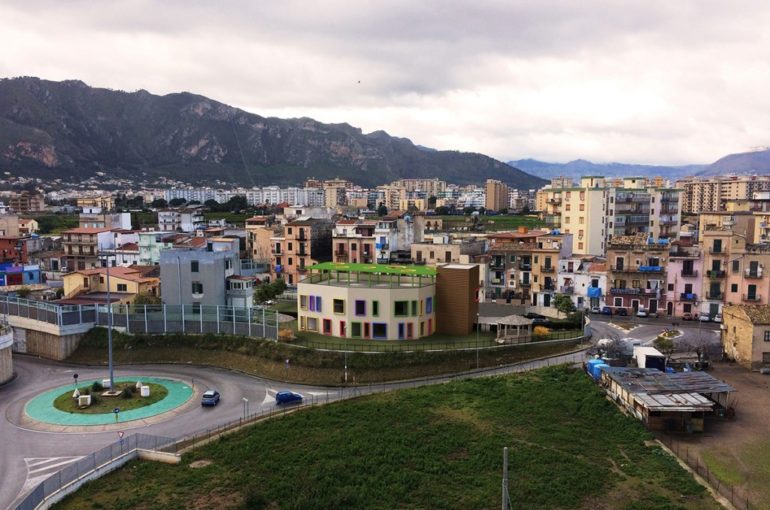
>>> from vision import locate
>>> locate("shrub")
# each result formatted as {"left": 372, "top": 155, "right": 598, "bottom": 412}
{"left": 277, "top": 329, "right": 295, "bottom": 342}
{"left": 92, "top": 381, "right": 104, "bottom": 392}
{"left": 533, "top": 326, "right": 551, "bottom": 340}
{"left": 121, "top": 386, "right": 134, "bottom": 399}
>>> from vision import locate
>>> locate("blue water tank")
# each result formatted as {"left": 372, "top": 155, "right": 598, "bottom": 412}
{"left": 586, "top": 358, "right": 604, "bottom": 377}
{"left": 593, "top": 363, "right": 611, "bottom": 380}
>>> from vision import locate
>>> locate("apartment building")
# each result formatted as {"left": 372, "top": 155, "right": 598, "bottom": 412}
{"left": 77, "top": 196, "right": 114, "bottom": 211}
{"left": 665, "top": 244, "right": 703, "bottom": 318}
{"left": 157, "top": 209, "right": 205, "bottom": 233}
{"left": 0, "top": 215, "right": 20, "bottom": 237}
{"left": 606, "top": 234, "right": 669, "bottom": 314}
{"left": 6, "top": 191, "right": 44, "bottom": 213}
{"left": 297, "top": 262, "right": 437, "bottom": 340}
{"left": 722, "top": 305, "right": 770, "bottom": 370}
{"left": 160, "top": 237, "right": 254, "bottom": 308}
{"left": 270, "top": 219, "right": 333, "bottom": 285}
{"left": 18, "top": 218, "right": 38, "bottom": 235}
{"left": 62, "top": 227, "right": 115, "bottom": 271}
{"left": 245, "top": 216, "right": 274, "bottom": 261}
{"left": 486, "top": 229, "right": 573, "bottom": 307}
{"left": 374, "top": 213, "right": 420, "bottom": 263}
{"left": 676, "top": 175, "right": 770, "bottom": 214}
{"left": 390, "top": 179, "right": 447, "bottom": 196}
{"left": 484, "top": 179, "right": 509, "bottom": 212}
{"left": 557, "top": 258, "right": 607, "bottom": 311}
{"left": 332, "top": 220, "right": 377, "bottom": 264}
{"left": 79, "top": 207, "right": 132, "bottom": 230}
{"left": 411, "top": 236, "right": 486, "bottom": 266}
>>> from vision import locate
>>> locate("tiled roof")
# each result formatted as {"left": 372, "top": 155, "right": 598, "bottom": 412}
{"left": 727, "top": 304, "right": 770, "bottom": 325}
{"left": 63, "top": 227, "right": 112, "bottom": 234}
{"left": 117, "top": 243, "right": 139, "bottom": 251}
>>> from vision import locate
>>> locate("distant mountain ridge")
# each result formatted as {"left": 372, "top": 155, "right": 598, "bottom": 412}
{"left": 0, "top": 77, "right": 545, "bottom": 189}
{"left": 698, "top": 147, "right": 770, "bottom": 176}
{"left": 508, "top": 158, "right": 707, "bottom": 181}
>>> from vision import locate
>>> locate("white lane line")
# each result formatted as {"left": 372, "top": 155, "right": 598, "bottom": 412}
{"left": 24, "top": 456, "right": 75, "bottom": 468}
{"left": 27, "top": 457, "right": 84, "bottom": 475}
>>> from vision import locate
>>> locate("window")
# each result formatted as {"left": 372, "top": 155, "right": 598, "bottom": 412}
{"left": 764, "top": 331, "right": 770, "bottom": 342}
{"left": 372, "top": 323, "right": 387, "bottom": 339}
{"left": 225, "top": 259, "right": 233, "bottom": 270}
{"left": 764, "top": 352, "right": 770, "bottom": 363}
{"left": 372, "top": 301, "right": 379, "bottom": 316}
{"left": 323, "top": 319, "right": 332, "bottom": 335}
{"left": 426, "top": 297, "right": 433, "bottom": 314}
{"left": 288, "top": 228, "right": 293, "bottom": 235}
{"left": 731, "top": 284, "right": 738, "bottom": 293}
{"left": 306, "top": 317, "right": 318, "bottom": 331}
{"left": 394, "top": 301, "right": 409, "bottom": 316}
{"left": 288, "top": 242, "right": 293, "bottom": 250}
{"left": 333, "top": 299, "right": 345, "bottom": 314}
{"left": 411, "top": 300, "right": 418, "bottom": 316}
{"left": 117, "top": 283, "right": 127, "bottom": 292}
{"left": 420, "top": 322, "right": 425, "bottom": 336}
{"left": 300, "top": 295, "right": 308, "bottom": 310}
{"left": 309, "top": 295, "right": 316, "bottom": 311}
{"left": 407, "top": 323, "right": 414, "bottom": 339}
{"left": 288, "top": 257, "right": 293, "bottom": 266}
{"left": 316, "top": 296, "right": 322, "bottom": 313}
{"left": 578, "top": 242, "right": 584, "bottom": 250}
{"left": 191, "top": 260, "right": 199, "bottom": 272}
{"left": 364, "top": 323, "right": 370, "bottom": 338}
{"left": 339, "top": 321, "right": 346, "bottom": 337}
{"left": 667, "top": 283, "right": 674, "bottom": 291}
{"left": 351, "top": 322, "right": 362, "bottom": 338}
{"left": 579, "top": 204, "right": 585, "bottom": 211}
{"left": 100, "top": 276, "right": 105, "bottom": 284}
{"left": 398, "top": 323, "right": 405, "bottom": 339}
{"left": 355, "top": 300, "right": 366, "bottom": 316}
{"left": 191, "top": 282, "right": 203, "bottom": 295}
{"left": 732, "top": 260, "right": 740, "bottom": 273}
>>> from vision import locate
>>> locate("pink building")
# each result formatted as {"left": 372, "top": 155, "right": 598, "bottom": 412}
{"left": 665, "top": 245, "right": 703, "bottom": 318}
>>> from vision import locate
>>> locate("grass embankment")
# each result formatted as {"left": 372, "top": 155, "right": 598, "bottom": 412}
{"left": 33, "top": 214, "right": 79, "bottom": 234}
{"left": 438, "top": 214, "right": 545, "bottom": 232}
{"left": 53, "top": 382, "right": 168, "bottom": 414}
{"left": 203, "top": 212, "right": 251, "bottom": 225}
{"left": 68, "top": 328, "right": 585, "bottom": 385}
{"left": 54, "top": 367, "right": 718, "bottom": 510}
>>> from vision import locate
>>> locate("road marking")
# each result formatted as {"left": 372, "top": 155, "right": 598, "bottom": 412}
{"left": 22, "top": 456, "right": 83, "bottom": 492}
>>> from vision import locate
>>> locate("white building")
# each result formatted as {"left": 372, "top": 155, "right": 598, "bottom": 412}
{"left": 557, "top": 257, "right": 608, "bottom": 310}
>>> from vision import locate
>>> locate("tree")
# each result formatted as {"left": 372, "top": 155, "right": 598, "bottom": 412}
{"left": 150, "top": 198, "right": 167, "bottom": 209}
{"left": 169, "top": 198, "right": 187, "bottom": 207}
{"left": 654, "top": 335, "right": 675, "bottom": 359}
{"left": 553, "top": 294, "right": 576, "bottom": 316}
{"left": 16, "top": 286, "right": 32, "bottom": 299}
{"left": 377, "top": 203, "right": 388, "bottom": 216}
{"left": 134, "top": 293, "right": 162, "bottom": 305}
{"left": 226, "top": 195, "right": 248, "bottom": 211}
{"left": 499, "top": 208, "right": 509, "bottom": 215}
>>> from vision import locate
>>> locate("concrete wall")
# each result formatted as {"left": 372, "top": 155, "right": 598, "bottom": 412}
{"left": 0, "top": 330, "right": 13, "bottom": 384}
{"left": 20, "top": 329, "right": 83, "bottom": 360}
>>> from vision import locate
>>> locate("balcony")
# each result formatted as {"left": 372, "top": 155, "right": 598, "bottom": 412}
{"left": 540, "top": 265, "right": 555, "bottom": 273}
{"left": 707, "top": 270, "right": 725, "bottom": 278}
{"left": 297, "top": 267, "right": 308, "bottom": 274}
{"left": 744, "top": 269, "right": 764, "bottom": 279}
{"left": 610, "top": 288, "right": 641, "bottom": 295}
{"left": 547, "top": 198, "right": 562, "bottom": 205}
{"left": 706, "top": 292, "right": 723, "bottom": 300}
{"left": 490, "top": 278, "right": 503, "bottom": 285}
{"left": 679, "top": 293, "right": 697, "bottom": 302}
{"left": 743, "top": 294, "right": 761, "bottom": 302}
{"left": 542, "top": 284, "right": 556, "bottom": 292}
{"left": 519, "top": 263, "right": 532, "bottom": 271}
{"left": 708, "top": 248, "right": 727, "bottom": 255}
{"left": 520, "top": 281, "right": 531, "bottom": 287}
{"left": 489, "top": 259, "right": 506, "bottom": 269}
{"left": 560, "top": 286, "right": 574, "bottom": 294}
{"left": 375, "top": 243, "right": 390, "bottom": 251}
{"left": 680, "top": 269, "right": 698, "bottom": 278}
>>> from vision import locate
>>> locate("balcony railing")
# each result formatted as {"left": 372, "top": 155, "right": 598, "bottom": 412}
{"left": 707, "top": 270, "right": 725, "bottom": 278}
{"left": 743, "top": 294, "right": 761, "bottom": 302}
{"left": 610, "top": 288, "right": 640, "bottom": 295}
{"left": 706, "top": 292, "right": 723, "bottom": 300}
{"left": 520, "top": 281, "right": 531, "bottom": 287}
{"left": 681, "top": 269, "right": 698, "bottom": 278}
{"left": 519, "top": 264, "right": 532, "bottom": 271}
{"left": 560, "top": 286, "right": 574, "bottom": 294}
{"left": 489, "top": 260, "right": 505, "bottom": 269}
{"left": 744, "top": 269, "right": 763, "bottom": 279}
{"left": 709, "top": 248, "right": 727, "bottom": 255}
{"left": 490, "top": 278, "right": 503, "bottom": 285}
{"left": 540, "top": 265, "right": 555, "bottom": 273}
{"left": 679, "top": 293, "right": 697, "bottom": 302}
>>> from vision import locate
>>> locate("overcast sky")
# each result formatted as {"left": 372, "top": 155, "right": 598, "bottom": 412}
{"left": 2, "top": 0, "right": 769, "bottom": 165}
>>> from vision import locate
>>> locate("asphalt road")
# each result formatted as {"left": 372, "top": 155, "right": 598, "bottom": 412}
{"left": 587, "top": 314, "right": 723, "bottom": 350}
{"left": 0, "top": 346, "right": 594, "bottom": 509}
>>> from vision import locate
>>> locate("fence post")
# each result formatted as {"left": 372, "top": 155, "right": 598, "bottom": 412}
{"left": 200, "top": 305, "right": 204, "bottom": 333}
{"left": 144, "top": 305, "right": 148, "bottom": 333}
{"left": 232, "top": 306, "right": 236, "bottom": 334}
{"left": 163, "top": 304, "right": 167, "bottom": 333}
{"left": 248, "top": 307, "right": 252, "bottom": 337}
{"left": 217, "top": 306, "right": 221, "bottom": 334}
{"left": 181, "top": 304, "right": 185, "bottom": 333}
{"left": 79, "top": 304, "right": 83, "bottom": 324}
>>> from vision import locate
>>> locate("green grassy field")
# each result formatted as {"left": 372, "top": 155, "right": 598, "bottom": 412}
{"left": 33, "top": 214, "right": 79, "bottom": 234}
{"left": 438, "top": 214, "right": 545, "bottom": 232}
{"left": 203, "top": 212, "right": 252, "bottom": 225}
{"left": 53, "top": 383, "right": 168, "bottom": 414}
{"left": 54, "top": 367, "right": 717, "bottom": 510}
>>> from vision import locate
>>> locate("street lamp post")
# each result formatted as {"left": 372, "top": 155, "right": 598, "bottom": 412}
{"left": 103, "top": 252, "right": 115, "bottom": 390}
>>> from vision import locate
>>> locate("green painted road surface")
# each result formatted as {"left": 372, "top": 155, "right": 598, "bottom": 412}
{"left": 25, "top": 377, "right": 193, "bottom": 426}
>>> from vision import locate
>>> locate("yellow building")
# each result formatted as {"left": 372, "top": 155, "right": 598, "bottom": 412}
{"left": 676, "top": 175, "right": 770, "bottom": 214}
{"left": 77, "top": 195, "right": 114, "bottom": 211}
{"left": 398, "top": 198, "right": 427, "bottom": 211}
{"left": 63, "top": 266, "right": 160, "bottom": 303}
{"left": 18, "top": 218, "right": 38, "bottom": 235}
{"left": 722, "top": 305, "right": 770, "bottom": 370}
{"left": 484, "top": 179, "right": 509, "bottom": 212}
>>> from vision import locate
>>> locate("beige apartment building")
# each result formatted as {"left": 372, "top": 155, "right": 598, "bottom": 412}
{"left": 390, "top": 179, "right": 447, "bottom": 196}
{"left": 484, "top": 179, "right": 509, "bottom": 212}
{"left": 270, "top": 219, "right": 333, "bottom": 285}
{"left": 676, "top": 175, "right": 770, "bottom": 214}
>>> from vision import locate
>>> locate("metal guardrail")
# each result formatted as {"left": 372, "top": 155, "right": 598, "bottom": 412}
{"left": 14, "top": 433, "right": 176, "bottom": 510}
{"left": 0, "top": 296, "right": 281, "bottom": 340}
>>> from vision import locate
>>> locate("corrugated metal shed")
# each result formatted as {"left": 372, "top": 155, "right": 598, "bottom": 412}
{"left": 633, "top": 392, "right": 714, "bottom": 412}
{"left": 604, "top": 367, "right": 734, "bottom": 395}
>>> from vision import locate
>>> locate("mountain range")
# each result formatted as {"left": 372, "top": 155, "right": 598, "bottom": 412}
{"left": 0, "top": 77, "right": 545, "bottom": 189}
{"left": 511, "top": 148, "right": 770, "bottom": 182}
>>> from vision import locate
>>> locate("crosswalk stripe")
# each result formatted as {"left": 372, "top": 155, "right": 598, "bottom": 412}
{"left": 28, "top": 458, "right": 84, "bottom": 475}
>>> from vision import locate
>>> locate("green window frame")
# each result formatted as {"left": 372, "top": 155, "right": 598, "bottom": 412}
{"left": 411, "top": 300, "right": 418, "bottom": 316}
{"left": 351, "top": 322, "right": 362, "bottom": 338}
{"left": 372, "top": 300, "right": 379, "bottom": 316}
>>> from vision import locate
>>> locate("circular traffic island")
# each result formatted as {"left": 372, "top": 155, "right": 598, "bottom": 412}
{"left": 25, "top": 376, "right": 193, "bottom": 427}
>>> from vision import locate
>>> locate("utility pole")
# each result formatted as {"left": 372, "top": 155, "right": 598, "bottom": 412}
{"left": 105, "top": 252, "right": 114, "bottom": 390}
{"left": 502, "top": 447, "right": 509, "bottom": 510}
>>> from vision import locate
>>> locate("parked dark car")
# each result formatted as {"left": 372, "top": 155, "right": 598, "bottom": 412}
{"left": 601, "top": 306, "right": 612, "bottom": 315}
{"left": 275, "top": 390, "right": 304, "bottom": 405}
{"left": 615, "top": 307, "right": 628, "bottom": 316}
{"left": 201, "top": 390, "right": 221, "bottom": 407}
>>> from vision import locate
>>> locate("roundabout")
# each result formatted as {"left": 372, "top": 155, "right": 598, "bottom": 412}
{"left": 24, "top": 376, "right": 193, "bottom": 426}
